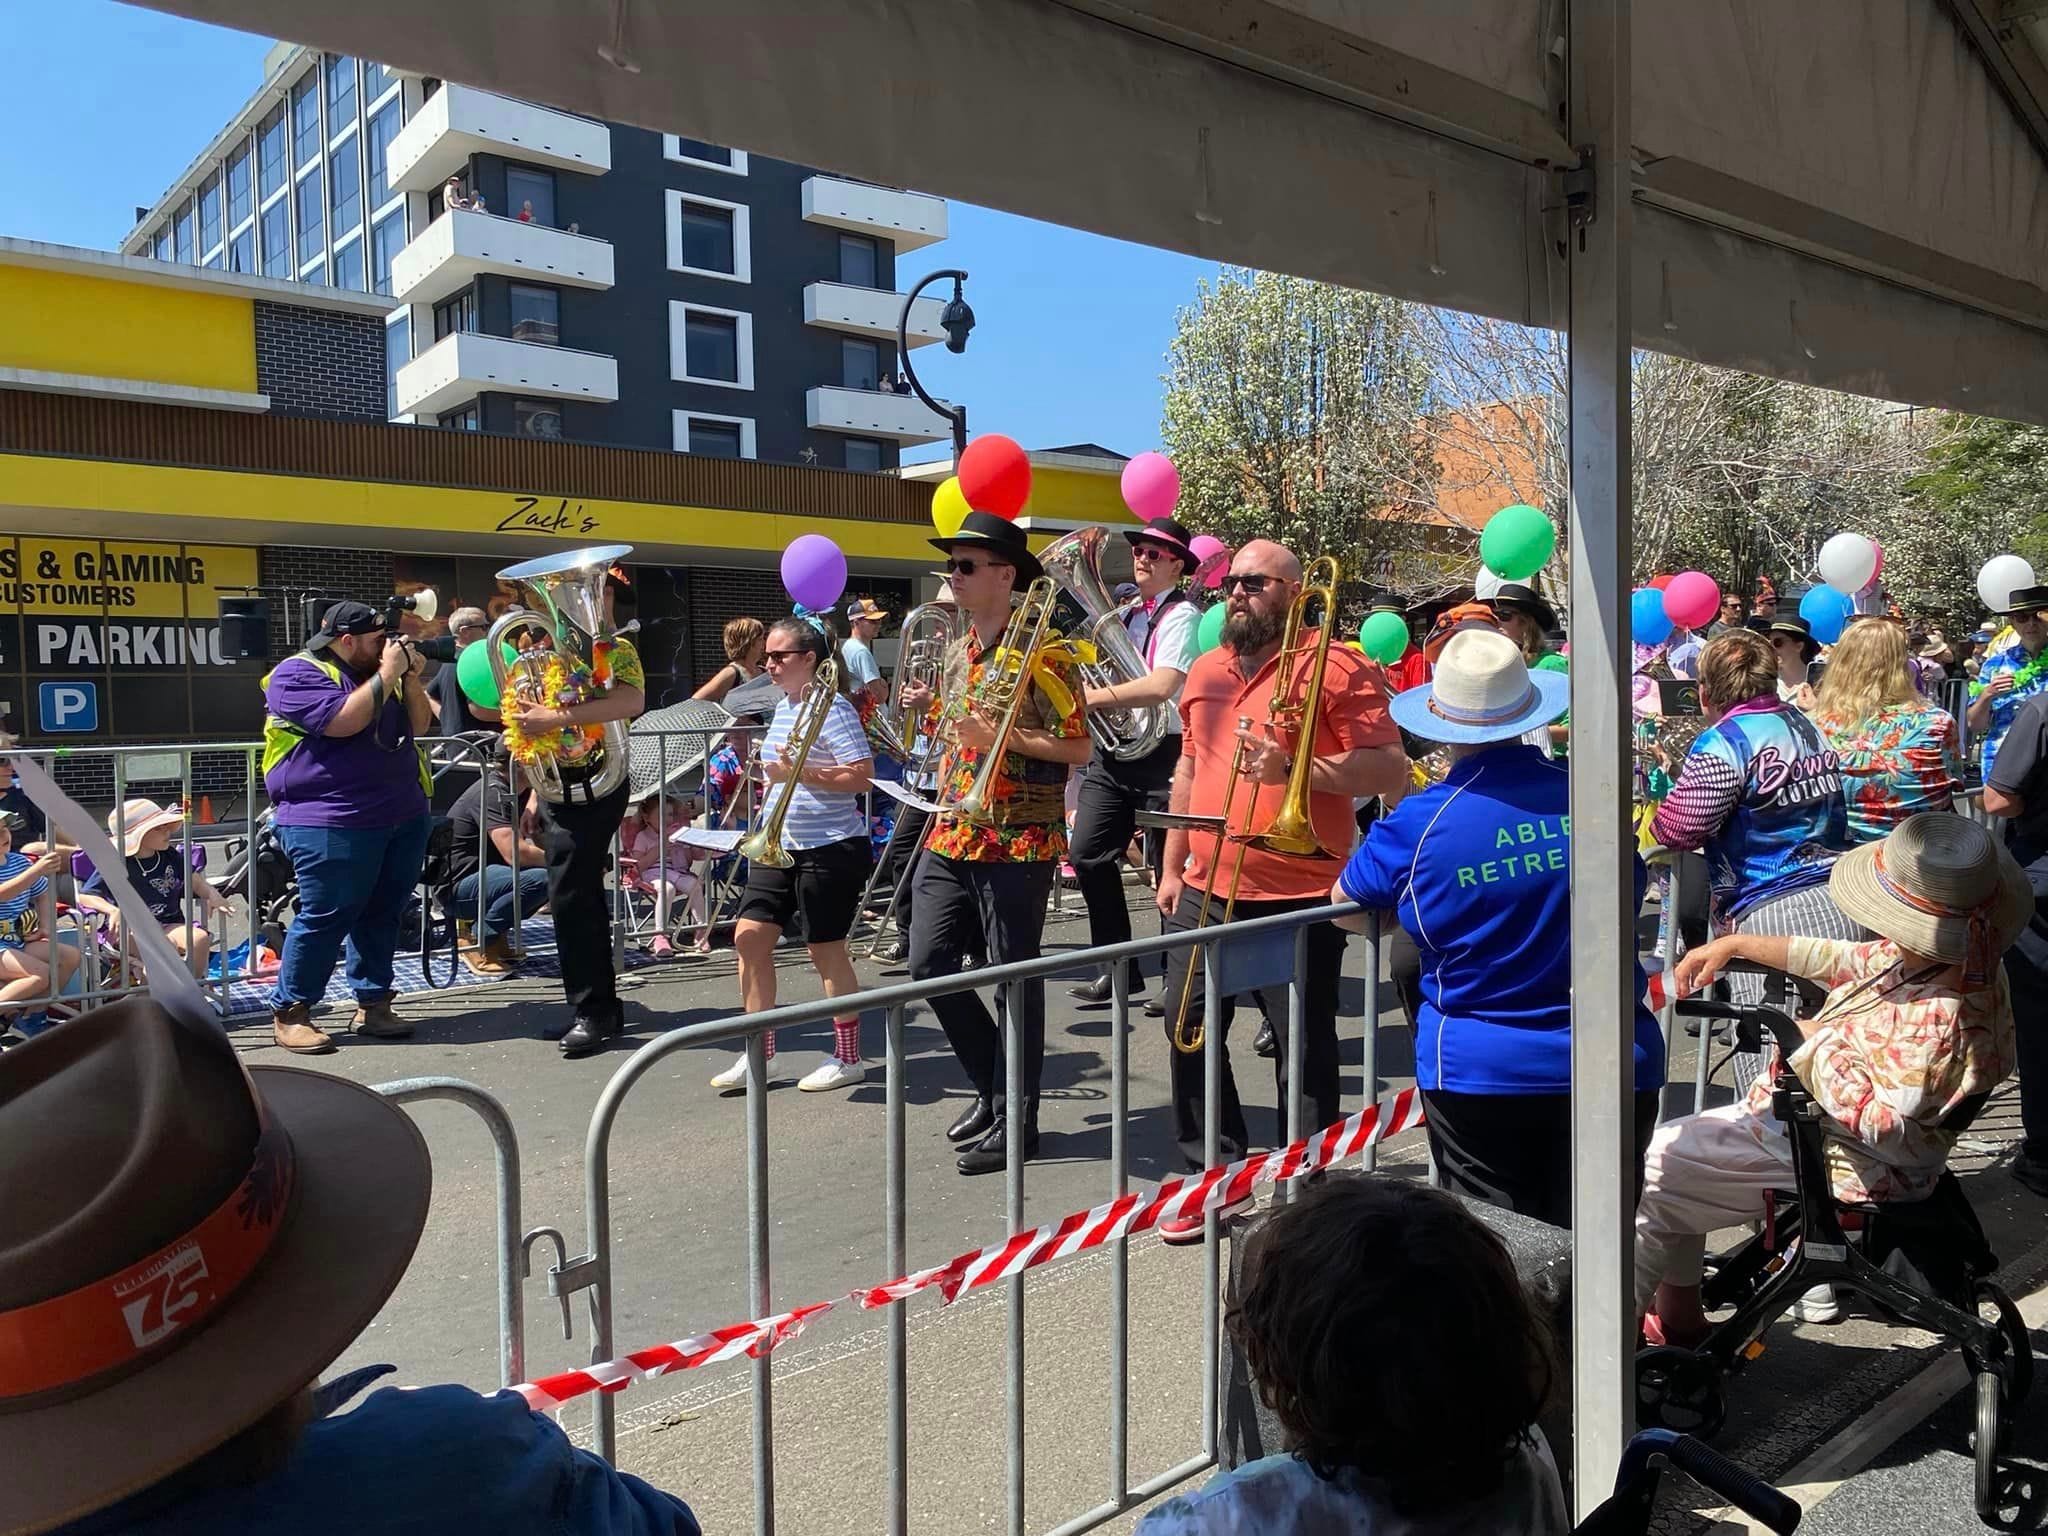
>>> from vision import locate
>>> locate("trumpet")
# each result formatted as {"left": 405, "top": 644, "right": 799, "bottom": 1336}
{"left": 1040, "top": 526, "right": 1169, "bottom": 760}
{"left": 943, "top": 577, "right": 1061, "bottom": 823}
{"left": 1170, "top": 555, "right": 1343, "bottom": 1053}
{"left": 738, "top": 659, "right": 840, "bottom": 869}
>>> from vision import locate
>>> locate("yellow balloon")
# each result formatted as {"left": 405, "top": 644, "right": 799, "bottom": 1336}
{"left": 932, "top": 475, "right": 971, "bottom": 539}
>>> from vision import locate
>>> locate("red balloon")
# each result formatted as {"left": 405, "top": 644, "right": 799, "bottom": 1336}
{"left": 1647, "top": 573, "right": 1675, "bottom": 591}
{"left": 957, "top": 434, "right": 1032, "bottom": 520}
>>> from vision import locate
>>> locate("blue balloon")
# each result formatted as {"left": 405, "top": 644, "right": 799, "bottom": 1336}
{"left": 1798, "top": 585, "right": 1851, "bottom": 645}
{"left": 1630, "top": 587, "right": 1673, "bottom": 647}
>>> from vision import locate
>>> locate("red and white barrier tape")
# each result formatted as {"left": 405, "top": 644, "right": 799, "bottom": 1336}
{"left": 512, "top": 1085, "right": 1425, "bottom": 1413}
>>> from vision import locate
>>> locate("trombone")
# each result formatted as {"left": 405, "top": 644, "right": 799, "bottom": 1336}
{"left": 737, "top": 659, "right": 840, "bottom": 869}
{"left": 940, "top": 577, "right": 1061, "bottom": 823}
{"left": 1171, "top": 556, "right": 1342, "bottom": 1053}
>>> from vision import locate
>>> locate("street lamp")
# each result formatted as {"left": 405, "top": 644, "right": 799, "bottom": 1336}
{"left": 898, "top": 269, "right": 973, "bottom": 459}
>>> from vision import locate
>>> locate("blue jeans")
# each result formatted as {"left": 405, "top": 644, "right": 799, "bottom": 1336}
{"left": 271, "top": 815, "right": 433, "bottom": 1011}
{"left": 453, "top": 864, "right": 552, "bottom": 942}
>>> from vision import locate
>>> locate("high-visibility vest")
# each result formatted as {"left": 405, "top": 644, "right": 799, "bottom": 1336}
{"left": 260, "top": 653, "right": 432, "bottom": 796}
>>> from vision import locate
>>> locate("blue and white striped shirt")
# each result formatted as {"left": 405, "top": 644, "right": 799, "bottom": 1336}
{"left": 758, "top": 691, "right": 873, "bottom": 850}
{"left": 0, "top": 850, "right": 49, "bottom": 946}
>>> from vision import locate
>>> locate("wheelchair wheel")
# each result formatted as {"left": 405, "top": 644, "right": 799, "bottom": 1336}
{"left": 1974, "top": 1368, "right": 2003, "bottom": 1520}
{"left": 1636, "top": 1347, "right": 1727, "bottom": 1439}
{"left": 1976, "top": 1280, "right": 2034, "bottom": 1412}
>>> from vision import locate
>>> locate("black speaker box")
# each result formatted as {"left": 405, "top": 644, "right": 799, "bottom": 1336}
{"left": 217, "top": 596, "right": 271, "bottom": 660}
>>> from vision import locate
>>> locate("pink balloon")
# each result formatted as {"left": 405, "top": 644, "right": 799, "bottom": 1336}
{"left": 1121, "top": 451, "right": 1181, "bottom": 524}
{"left": 1871, "top": 540, "right": 1884, "bottom": 579}
{"left": 1188, "top": 535, "right": 1230, "bottom": 589}
{"left": 1661, "top": 570, "right": 1721, "bottom": 631}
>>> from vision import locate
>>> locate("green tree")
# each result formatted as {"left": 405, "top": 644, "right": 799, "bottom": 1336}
{"left": 1159, "top": 269, "right": 1437, "bottom": 571}
{"left": 1897, "top": 415, "right": 2048, "bottom": 628}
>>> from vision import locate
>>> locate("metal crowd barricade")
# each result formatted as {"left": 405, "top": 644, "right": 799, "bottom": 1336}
{"left": 612, "top": 721, "right": 770, "bottom": 960}
{"left": 554, "top": 899, "right": 1381, "bottom": 1536}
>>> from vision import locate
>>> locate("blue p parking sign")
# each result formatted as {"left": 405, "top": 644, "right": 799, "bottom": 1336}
{"left": 38, "top": 681, "right": 99, "bottom": 733}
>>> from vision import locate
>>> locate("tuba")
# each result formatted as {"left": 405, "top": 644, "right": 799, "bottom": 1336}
{"left": 488, "top": 543, "right": 636, "bottom": 803}
{"left": 738, "top": 659, "right": 839, "bottom": 869}
{"left": 1040, "top": 527, "right": 1170, "bottom": 761}
{"left": 871, "top": 599, "right": 955, "bottom": 766}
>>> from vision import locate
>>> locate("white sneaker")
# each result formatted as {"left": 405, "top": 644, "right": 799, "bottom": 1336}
{"left": 710, "top": 1052, "right": 763, "bottom": 1090}
{"left": 798, "top": 1057, "right": 866, "bottom": 1092}
{"left": 1790, "top": 1283, "right": 1841, "bottom": 1323}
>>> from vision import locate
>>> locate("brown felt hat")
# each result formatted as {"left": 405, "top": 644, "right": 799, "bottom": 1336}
{"left": 0, "top": 1001, "right": 431, "bottom": 1535}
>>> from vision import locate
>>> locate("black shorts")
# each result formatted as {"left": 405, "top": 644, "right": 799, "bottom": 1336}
{"left": 736, "top": 834, "right": 872, "bottom": 943}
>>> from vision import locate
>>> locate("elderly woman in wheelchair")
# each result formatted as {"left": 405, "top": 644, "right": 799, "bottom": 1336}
{"left": 1634, "top": 813, "right": 2034, "bottom": 1506}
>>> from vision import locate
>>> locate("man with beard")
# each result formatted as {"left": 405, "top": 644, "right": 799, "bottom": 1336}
{"left": 1154, "top": 540, "right": 1408, "bottom": 1240}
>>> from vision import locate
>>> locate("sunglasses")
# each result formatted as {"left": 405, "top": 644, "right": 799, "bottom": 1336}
{"left": 1129, "top": 544, "right": 1174, "bottom": 562}
{"left": 1220, "top": 574, "right": 1277, "bottom": 594}
{"left": 762, "top": 649, "right": 809, "bottom": 664}
{"left": 943, "top": 555, "right": 1010, "bottom": 576}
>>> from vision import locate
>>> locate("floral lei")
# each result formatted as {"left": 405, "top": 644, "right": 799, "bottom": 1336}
{"left": 503, "top": 653, "right": 605, "bottom": 768}
{"left": 1968, "top": 635, "right": 2048, "bottom": 701}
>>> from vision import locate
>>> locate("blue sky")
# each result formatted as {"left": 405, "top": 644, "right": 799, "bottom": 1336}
{"left": 0, "top": 0, "right": 1219, "bottom": 462}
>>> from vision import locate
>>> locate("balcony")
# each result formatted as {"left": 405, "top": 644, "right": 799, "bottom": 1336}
{"left": 387, "top": 84, "right": 611, "bottom": 195}
{"left": 800, "top": 177, "right": 947, "bottom": 252}
{"left": 395, "top": 331, "right": 618, "bottom": 420}
{"left": 802, "top": 282, "right": 947, "bottom": 347}
{"left": 806, "top": 385, "right": 954, "bottom": 445}
{"left": 392, "top": 209, "right": 615, "bottom": 308}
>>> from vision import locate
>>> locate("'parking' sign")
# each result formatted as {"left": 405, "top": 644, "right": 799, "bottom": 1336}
{"left": 38, "top": 681, "right": 99, "bottom": 733}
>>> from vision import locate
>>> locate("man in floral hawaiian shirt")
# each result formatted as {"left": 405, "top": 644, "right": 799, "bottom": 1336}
{"left": 900, "top": 511, "right": 1091, "bottom": 1176}
{"left": 1965, "top": 584, "right": 2048, "bottom": 781}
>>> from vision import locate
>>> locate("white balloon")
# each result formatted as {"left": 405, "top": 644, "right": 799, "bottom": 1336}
{"left": 1816, "top": 532, "right": 1878, "bottom": 596}
{"left": 1977, "top": 555, "right": 2036, "bottom": 614}
{"left": 1474, "top": 567, "right": 1507, "bottom": 600}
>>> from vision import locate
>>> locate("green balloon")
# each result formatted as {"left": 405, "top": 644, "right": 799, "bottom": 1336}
{"left": 456, "top": 638, "right": 514, "bottom": 709}
{"left": 1479, "top": 503, "right": 1556, "bottom": 583}
{"left": 1197, "top": 602, "right": 1227, "bottom": 652}
{"left": 1359, "top": 610, "right": 1410, "bottom": 664}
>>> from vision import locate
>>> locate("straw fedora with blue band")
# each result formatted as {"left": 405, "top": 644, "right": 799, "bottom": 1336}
{"left": 929, "top": 509, "right": 1043, "bottom": 587}
{"left": 1390, "top": 628, "right": 1570, "bottom": 746}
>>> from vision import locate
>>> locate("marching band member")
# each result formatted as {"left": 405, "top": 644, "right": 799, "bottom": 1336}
{"left": 501, "top": 570, "right": 644, "bottom": 1059}
{"left": 1155, "top": 540, "right": 1407, "bottom": 1240}
{"left": 708, "top": 615, "right": 877, "bottom": 1093}
{"left": 901, "top": 512, "right": 1091, "bottom": 1176}
{"left": 1070, "top": 516, "right": 1204, "bottom": 1003}
{"left": 1967, "top": 584, "right": 2048, "bottom": 782}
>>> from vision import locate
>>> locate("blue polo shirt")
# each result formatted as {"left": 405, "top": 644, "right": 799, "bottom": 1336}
{"left": 1338, "top": 744, "right": 1664, "bottom": 1095}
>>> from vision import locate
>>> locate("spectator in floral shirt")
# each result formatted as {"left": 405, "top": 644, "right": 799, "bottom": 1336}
{"left": 899, "top": 511, "right": 1091, "bottom": 1176}
{"left": 1814, "top": 616, "right": 1962, "bottom": 843}
{"left": 1635, "top": 813, "right": 2026, "bottom": 1345}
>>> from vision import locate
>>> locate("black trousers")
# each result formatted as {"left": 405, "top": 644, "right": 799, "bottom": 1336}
{"left": 540, "top": 778, "right": 631, "bottom": 1019}
{"left": 1160, "top": 888, "right": 1347, "bottom": 1171}
{"left": 1421, "top": 1087, "right": 1662, "bottom": 1231}
{"left": 1069, "top": 737, "right": 1179, "bottom": 983}
{"left": 881, "top": 803, "right": 932, "bottom": 933}
{"left": 2002, "top": 920, "right": 2048, "bottom": 1169}
{"left": 908, "top": 852, "right": 1056, "bottom": 1120}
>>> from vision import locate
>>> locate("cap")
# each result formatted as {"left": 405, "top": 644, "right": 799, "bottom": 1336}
{"left": 306, "top": 600, "right": 384, "bottom": 651}
{"left": 845, "top": 597, "right": 890, "bottom": 623}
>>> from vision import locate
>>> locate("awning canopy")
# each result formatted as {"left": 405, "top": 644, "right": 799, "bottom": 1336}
{"left": 136, "top": 0, "right": 2048, "bottom": 422}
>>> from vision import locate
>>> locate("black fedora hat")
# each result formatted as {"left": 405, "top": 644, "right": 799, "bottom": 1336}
{"left": 1767, "top": 614, "right": 1821, "bottom": 661}
{"left": 1489, "top": 582, "right": 1557, "bottom": 634}
{"left": 1120, "top": 516, "right": 1199, "bottom": 575}
{"left": 930, "top": 509, "right": 1043, "bottom": 585}
{"left": 1997, "top": 583, "right": 2048, "bottom": 618}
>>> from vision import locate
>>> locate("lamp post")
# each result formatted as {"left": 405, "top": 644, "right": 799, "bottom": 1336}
{"left": 898, "top": 269, "right": 974, "bottom": 459}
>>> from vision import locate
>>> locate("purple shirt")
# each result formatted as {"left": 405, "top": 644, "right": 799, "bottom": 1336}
{"left": 264, "top": 655, "right": 429, "bottom": 828}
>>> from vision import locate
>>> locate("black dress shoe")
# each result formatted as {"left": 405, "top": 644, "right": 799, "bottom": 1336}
{"left": 1143, "top": 996, "right": 1166, "bottom": 1019}
{"left": 1252, "top": 1019, "right": 1277, "bottom": 1058}
{"left": 957, "top": 1117, "right": 1040, "bottom": 1176}
{"left": 946, "top": 1095, "right": 996, "bottom": 1143}
{"left": 1068, "top": 975, "right": 1113, "bottom": 1004}
{"left": 559, "top": 1008, "right": 624, "bottom": 1059}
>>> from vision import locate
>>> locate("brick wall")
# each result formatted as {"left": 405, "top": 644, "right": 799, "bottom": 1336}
{"left": 253, "top": 302, "right": 387, "bottom": 422}
{"left": 261, "top": 545, "right": 396, "bottom": 654}
{"left": 49, "top": 751, "right": 255, "bottom": 812}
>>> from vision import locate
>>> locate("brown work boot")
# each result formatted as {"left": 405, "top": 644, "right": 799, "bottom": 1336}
{"left": 485, "top": 935, "right": 519, "bottom": 970}
{"left": 455, "top": 919, "right": 477, "bottom": 949}
{"left": 348, "top": 1000, "right": 414, "bottom": 1039}
{"left": 272, "top": 1003, "right": 335, "bottom": 1055}
{"left": 462, "top": 937, "right": 512, "bottom": 977}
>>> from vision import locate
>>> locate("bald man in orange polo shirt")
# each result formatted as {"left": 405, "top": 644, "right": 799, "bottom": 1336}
{"left": 1154, "top": 540, "right": 1409, "bottom": 1239}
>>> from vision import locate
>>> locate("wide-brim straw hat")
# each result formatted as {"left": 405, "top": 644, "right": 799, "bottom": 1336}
{"left": 1390, "top": 627, "right": 1569, "bottom": 745}
{"left": 0, "top": 1002, "right": 431, "bottom": 1535}
{"left": 107, "top": 798, "right": 187, "bottom": 858}
{"left": 1829, "top": 814, "right": 2032, "bottom": 977}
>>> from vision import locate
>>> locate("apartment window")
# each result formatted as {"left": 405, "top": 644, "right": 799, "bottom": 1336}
{"left": 365, "top": 99, "right": 400, "bottom": 209}
{"left": 329, "top": 138, "right": 361, "bottom": 235}
{"left": 291, "top": 74, "right": 321, "bottom": 166}
{"left": 514, "top": 400, "right": 565, "bottom": 439}
{"left": 433, "top": 288, "right": 477, "bottom": 340}
{"left": 663, "top": 135, "right": 746, "bottom": 174}
{"left": 505, "top": 166, "right": 556, "bottom": 227}
{"left": 261, "top": 200, "right": 290, "bottom": 276}
{"left": 684, "top": 204, "right": 734, "bottom": 273}
{"left": 228, "top": 227, "right": 254, "bottom": 274}
{"left": 332, "top": 237, "right": 365, "bottom": 292}
{"left": 438, "top": 403, "right": 481, "bottom": 432}
{"left": 174, "top": 199, "right": 194, "bottom": 263}
{"left": 226, "top": 147, "right": 251, "bottom": 227}
{"left": 508, "top": 283, "right": 561, "bottom": 346}
{"left": 198, "top": 178, "right": 222, "bottom": 256}
{"left": 844, "top": 438, "right": 884, "bottom": 473}
{"left": 838, "top": 234, "right": 879, "bottom": 288}
{"left": 324, "top": 53, "right": 356, "bottom": 128}
{"left": 385, "top": 312, "right": 410, "bottom": 418}
{"left": 258, "top": 107, "right": 288, "bottom": 199}
{"left": 371, "top": 210, "right": 404, "bottom": 296}
{"left": 841, "top": 338, "right": 882, "bottom": 390}
{"left": 674, "top": 411, "right": 756, "bottom": 459}
{"left": 665, "top": 191, "right": 750, "bottom": 283}
{"left": 672, "top": 304, "right": 753, "bottom": 388}
{"left": 362, "top": 59, "right": 394, "bottom": 103}
{"left": 295, "top": 168, "right": 324, "bottom": 262}
{"left": 153, "top": 228, "right": 172, "bottom": 263}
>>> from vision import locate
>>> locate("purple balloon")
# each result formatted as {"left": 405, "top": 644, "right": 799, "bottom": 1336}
{"left": 781, "top": 534, "right": 848, "bottom": 612}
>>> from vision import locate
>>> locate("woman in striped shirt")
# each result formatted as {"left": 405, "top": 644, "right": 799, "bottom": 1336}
{"left": 709, "top": 615, "right": 877, "bottom": 1094}
{"left": 0, "top": 813, "right": 77, "bottom": 1019}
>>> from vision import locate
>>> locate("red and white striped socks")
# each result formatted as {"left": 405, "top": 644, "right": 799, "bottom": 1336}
{"left": 832, "top": 1017, "right": 861, "bottom": 1065}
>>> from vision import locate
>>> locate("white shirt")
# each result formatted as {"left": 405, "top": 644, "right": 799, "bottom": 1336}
{"left": 758, "top": 691, "right": 873, "bottom": 850}
{"left": 1124, "top": 595, "right": 1200, "bottom": 735}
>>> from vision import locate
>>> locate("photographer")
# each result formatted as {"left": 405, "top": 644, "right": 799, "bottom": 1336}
{"left": 260, "top": 601, "right": 434, "bottom": 1055}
